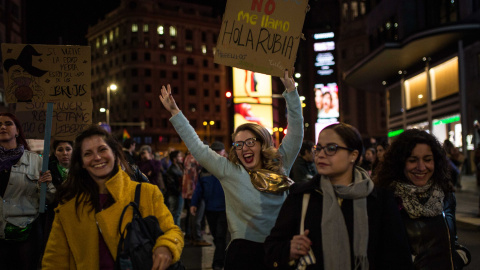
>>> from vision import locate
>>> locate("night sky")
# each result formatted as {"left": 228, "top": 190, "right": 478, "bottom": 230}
{"left": 24, "top": 0, "right": 230, "bottom": 46}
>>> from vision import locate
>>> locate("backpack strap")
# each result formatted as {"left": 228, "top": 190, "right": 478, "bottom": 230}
{"left": 134, "top": 183, "right": 141, "bottom": 206}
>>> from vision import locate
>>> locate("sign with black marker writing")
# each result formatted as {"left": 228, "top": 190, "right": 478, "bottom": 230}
{"left": 1, "top": 43, "right": 91, "bottom": 103}
{"left": 16, "top": 101, "right": 93, "bottom": 140}
{"left": 214, "top": 0, "right": 309, "bottom": 77}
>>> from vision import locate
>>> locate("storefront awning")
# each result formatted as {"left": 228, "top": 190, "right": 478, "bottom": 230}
{"left": 343, "top": 24, "right": 480, "bottom": 89}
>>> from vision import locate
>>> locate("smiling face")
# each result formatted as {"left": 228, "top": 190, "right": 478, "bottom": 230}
{"left": 0, "top": 115, "right": 19, "bottom": 149}
{"left": 315, "top": 129, "right": 358, "bottom": 185}
{"left": 314, "top": 89, "right": 323, "bottom": 110}
{"left": 81, "top": 135, "right": 116, "bottom": 183}
{"left": 404, "top": 143, "right": 434, "bottom": 187}
{"left": 234, "top": 130, "right": 262, "bottom": 171}
{"left": 55, "top": 142, "right": 73, "bottom": 168}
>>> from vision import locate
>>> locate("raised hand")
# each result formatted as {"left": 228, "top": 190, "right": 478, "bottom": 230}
{"left": 159, "top": 84, "right": 180, "bottom": 116}
{"left": 280, "top": 68, "right": 296, "bottom": 92}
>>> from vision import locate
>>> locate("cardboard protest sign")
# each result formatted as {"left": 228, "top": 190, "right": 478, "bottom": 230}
{"left": 16, "top": 101, "right": 93, "bottom": 141}
{"left": 214, "top": 0, "right": 309, "bottom": 77}
{"left": 2, "top": 43, "right": 91, "bottom": 103}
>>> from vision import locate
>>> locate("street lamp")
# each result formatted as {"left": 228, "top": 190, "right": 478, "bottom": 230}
{"left": 106, "top": 84, "right": 117, "bottom": 126}
{"left": 203, "top": 120, "right": 215, "bottom": 143}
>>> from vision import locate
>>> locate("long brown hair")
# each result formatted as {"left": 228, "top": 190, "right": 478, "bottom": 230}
{"left": 0, "top": 112, "right": 30, "bottom": 150}
{"left": 57, "top": 125, "right": 132, "bottom": 215}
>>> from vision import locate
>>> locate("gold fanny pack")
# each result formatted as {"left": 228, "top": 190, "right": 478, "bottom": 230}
{"left": 248, "top": 169, "right": 294, "bottom": 194}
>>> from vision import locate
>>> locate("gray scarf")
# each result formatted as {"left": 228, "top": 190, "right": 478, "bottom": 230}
{"left": 321, "top": 167, "right": 374, "bottom": 270}
{"left": 394, "top": 180, "right": 444, "bottom": 218}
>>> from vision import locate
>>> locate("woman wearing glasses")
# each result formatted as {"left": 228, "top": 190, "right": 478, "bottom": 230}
{"left": 264, "top": 123, "right": 413, "bottom": 270}
{"left": 159, "top": 70, "right": 303, "bottom": 269}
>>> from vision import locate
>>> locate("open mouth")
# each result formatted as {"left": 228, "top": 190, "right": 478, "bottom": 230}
{"left": 243, "top": 153, "right": 254, "bottom": 163}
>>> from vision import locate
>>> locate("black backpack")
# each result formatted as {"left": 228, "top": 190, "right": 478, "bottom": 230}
{"left": 116, "top": 184, "right": 185, "bottom": 270}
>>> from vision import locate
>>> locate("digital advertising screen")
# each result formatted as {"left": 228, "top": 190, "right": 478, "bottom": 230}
{"left": 232, "top": 68, "right": 273, "bottom": 132}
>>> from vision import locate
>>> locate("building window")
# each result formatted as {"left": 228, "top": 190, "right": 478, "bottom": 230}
{"left": 159, "top": 55, "right": 166, "bottom": 63}
{"left": 171, "top": 41, "right": 177, "bottom": 50}
{"left": 109, "top": 30, "right": 114, "bottom": 41}
{"left": 204, "top": 104, "right": 210, "bottom": 112}
{"left": 203, "top": 75, "right": 209, "bottom": 82}
{"left": 144, "top": 52, "right": 151, "bottom": 61}
{"left": 186, "top": 43, "right": 193, "bottom": 52}
{"left": 201, "top": 32, "right": 207, "bottom": 42}
{"left": 203, "top": 60, "right": 208, "bottom": 67}
{"left": 145, "top": 69, "right": 151, "bottom": 77}
{"left": 132, "top": 23, "right": 138, "bottom": 32}
{"left": 131, "top": 52, "right": 138, "bottom": 61}
{"left": 115, "top": 27, "right": 120, "bottom": 37}
{"left": 96, "top": 38, "right": 100, "bottom": 48}
{"left": 143, "top": 24, "right": 149, "bottom": 32}
{"left": 187, "top": 58, "right": 194, "bottom": 65}
{"left": 201, "top": 45, "right": 207, "bottom": 54}
{"left": 204, "top": 89, "right": 209, "bottom": 96}
{"left": 188, "top": 88, "right": 196, "bottom": 95}
{"left": 188, "top": 73, "right": 196, "bottom": 80}
{"left": 172, "top": 56, "right": 178, "bottom": 65}
{"left": 132, "top": 84, "right": 139, "bottom": 93}
{"left": 132, "top": 101, "right": 139, "bottom": 109}
{"left": 430, "top": 57, "right": 459, "bottom": 100}
{"left": 186, "top": 29, "right": 193, "bottom": 40}
{"left": 172, "top": 86, "right": 179, "bottom": 94}
{"left": 215, "top": 105, "right": 220, "bottom": 112}
{"left": 170, "top": 26, "right": 177, "bottom": 37}
{"left": 351, "top": 1, "right": 359, "bottom": 20}
{"left": 404, "top": 72, "right": 427, "bottom": 109}
{"left": 342, "top": 2, "right": 348, "bottom": 21}
{"left": 103, "top": 34, "right": 108, "bottom": 45}
{"left": 158, "top": 40, "right": 165, "bottom": 49}
{"left": 172, "top": 72, "right": 178, "bottom": 79}
{"left": 189, "top": 104, "right": 196, "bottom": 112}
{"left": 215, "top": 90, "right": 220, "bottom": 97}
{"left": 157, "top": 25, "right": 164, "bottom": 35}
{"left": 215, "top": 76, "right": 220, "bottom": 83}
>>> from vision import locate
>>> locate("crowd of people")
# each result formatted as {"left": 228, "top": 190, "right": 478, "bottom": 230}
{"left": 0, "top": 69, "right": 474, "bottom": 270}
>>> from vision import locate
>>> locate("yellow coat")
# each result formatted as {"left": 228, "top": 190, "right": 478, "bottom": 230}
{"left": 42, "top": 169, "right": 184, "bottom": 269}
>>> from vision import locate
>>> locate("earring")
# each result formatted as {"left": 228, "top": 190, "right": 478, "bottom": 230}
{"left": 351, "top": 160, "right": 355, "bottom": 163}
{"left": 15, "top": 134, "right": 18, "bottom": 138}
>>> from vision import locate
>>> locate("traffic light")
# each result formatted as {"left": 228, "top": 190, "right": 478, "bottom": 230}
{"left": 226, "top": 90, "right": 232, "bottom": 107}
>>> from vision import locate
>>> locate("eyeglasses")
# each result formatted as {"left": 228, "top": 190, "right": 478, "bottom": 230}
{"left": 312, "top": 143, "right": 353, "bottom": 156}
{"left": 232, "top": 137, "right": 257, "bottom": 150}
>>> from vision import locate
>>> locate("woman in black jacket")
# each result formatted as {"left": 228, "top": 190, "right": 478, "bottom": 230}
{"left": 264, "top": 123, "right": 413, "bottom": 270}
{"left": 375, "top": 129, "right": 471, "bottom": 269}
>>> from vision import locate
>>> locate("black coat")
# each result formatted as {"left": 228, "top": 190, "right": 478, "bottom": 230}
{"left": 264, "top": 174, "right": 414, "bottom": 270}
{"left": 400, "top": 192, "right": 470, "bottom": 270}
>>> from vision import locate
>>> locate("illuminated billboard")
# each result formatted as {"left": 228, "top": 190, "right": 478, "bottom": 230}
{"left": 314, "top": 83, "right": 339, "bottom": 119}
{"left": 232, "top": 68, "right": 273, "bottom": 132}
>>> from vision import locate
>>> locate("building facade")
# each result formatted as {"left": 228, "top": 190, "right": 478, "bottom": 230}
{"left": 339, "top": 0, "right": 480, "bottom": 170}
{"left": 86, "top": 0, "right": 229, "bottom": 151}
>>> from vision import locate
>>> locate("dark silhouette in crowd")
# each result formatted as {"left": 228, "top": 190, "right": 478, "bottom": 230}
{"left": 371, "top": 140, "right": 389, "bottom": 180}
{"left": 44, "top": 140, "right": 73, "bottom": 245}
{"left": 183, "top": 148, "right": 210, "bottom": 247}
{"left": 360, "top": 147, "right": 376, "bottom": 175}
{"left": 375, "top": 129, "right": 471, "bottom": 269}
{"left": 122, "top": 138, "right": 137, "bottom": 165}
{"left": 289, "top": 140, "right": 317, "bottom": 183}
{"left": 159, "top": 70, "right": 303, "bottom": 269}
{"left": 138, "top": 144, "right": 165, "bottom": 192}
{"left": 42, "top": 125, "right": 183, "bottom": 269}
{"left": 0, "top": 112, "right": 53, "bottom": 270}
{"left": 190, "top": 141, "right": 229, "bottom": 270}
{"left": 265, "top": 123, "right": 413, "bottom": 270}
{"left": 165, "top": 150, "right": 185, "bottom": 227}
{"left": 443, "top": 139, "right": 464, "bottom": 188}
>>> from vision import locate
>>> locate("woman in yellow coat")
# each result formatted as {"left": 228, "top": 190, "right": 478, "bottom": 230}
{"left": 42, "top": 125, "right": 183, "bottom": 270}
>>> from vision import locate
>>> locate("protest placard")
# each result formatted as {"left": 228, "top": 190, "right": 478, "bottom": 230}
{"left": 2, "top": 43, "right": 91, "bottom": 103}
{"left": 16, "top": 101, "right": 93, "bottom": 141}
{"left": 214, "top": 0, "right": 309, "bottom": 77}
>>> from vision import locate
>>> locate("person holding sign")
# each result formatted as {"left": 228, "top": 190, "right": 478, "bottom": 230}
{"left": 0, "top": 112, "right": 54, "bottom": 270}
{"left": 42, "top": 125, "right": 183, "bottom": 270}
{"left": 159, "top": 70, "right": 303, "bottom": 269}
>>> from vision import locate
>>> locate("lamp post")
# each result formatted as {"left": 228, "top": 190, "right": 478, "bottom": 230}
{"left": 203, "top": 120, "right": 215, "bottom": 143}
{"left": 106, "top": 84, "right": 117, "bottom": 126}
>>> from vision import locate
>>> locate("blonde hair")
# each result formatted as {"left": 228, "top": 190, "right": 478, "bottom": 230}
{"left": 228, "top": 123, "right": 285, "bottom": 175}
